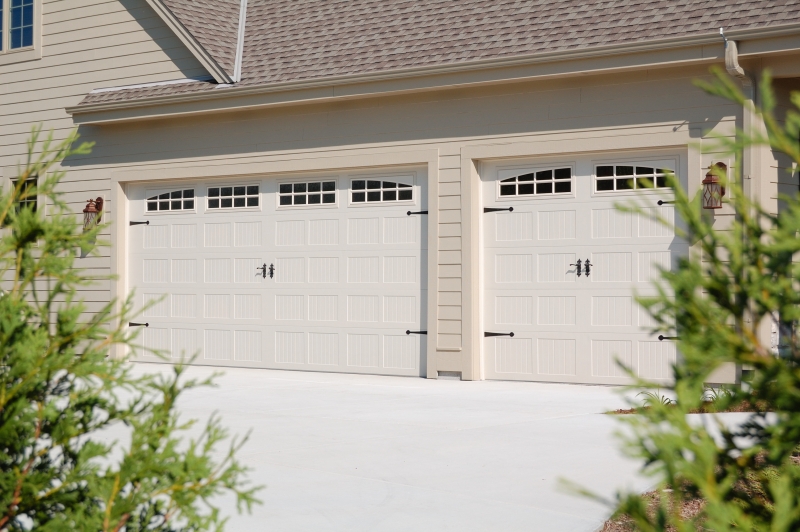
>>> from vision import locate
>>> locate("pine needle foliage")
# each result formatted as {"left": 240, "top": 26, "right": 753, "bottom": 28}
{"left": 0, "top": 127, "right": 261, "bottom": 531}
{"left": 595, "top": 69, "right": 800, "bottom": 531}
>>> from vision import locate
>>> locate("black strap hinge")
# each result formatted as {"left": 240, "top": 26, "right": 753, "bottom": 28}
{"left": 129, "top": 322, "right": 149, "bottom": 327}
{"left": 129, "top": 221, "right": 150, "bottom": 226}
{"left": 484, "top": 207, "right": 514, "bottom": 213}
{"left": 406, "top": 330, "right": 428, "bottom": 335}
{"left": 658, "top": 335, "right": 678, "bottom": 341}
{"left": 407, "top": 210, "right": 428, "bottom": 216}
{"left": 485, "top": 331, "right": 514, "bottom": 337}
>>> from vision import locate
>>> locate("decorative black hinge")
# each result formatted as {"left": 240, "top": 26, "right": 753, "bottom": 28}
{"left": 406, "top": 330, "right": 428, "bottom": 335}
{"left": 658, "top": 335, "right": 678, "bottom": 341}
{"left": 129, "top": 322, "right": 149, "bottom": 327}
{"left": 129, "top": 221, "right": 150, "bottom": 226}
{"left": 407, "top": 211, "right": 428, "bottom": 216}
{"left": 657, "top": 200, "right": 676, "bottom": 205}
{"left": 484, "top": 331, "right": 515, "bottom": 337}
{"left": 484, "top": 207, "right": 514, "bottom": 213}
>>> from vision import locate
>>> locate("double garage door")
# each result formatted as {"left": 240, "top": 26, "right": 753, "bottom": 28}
{"left": 482, "top": 153, "right": 687, "bottom": 385}
{"left": 127, "top": 169, "right": 428, "bottom": 377}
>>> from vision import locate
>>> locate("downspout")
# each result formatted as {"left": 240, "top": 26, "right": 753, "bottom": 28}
{"left": 233, "top": 0, "right": 248, "bottom": 82}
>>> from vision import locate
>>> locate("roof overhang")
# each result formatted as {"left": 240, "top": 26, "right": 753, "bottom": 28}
{"left": 67, "top": 22, "right": 800, "bottom": 125}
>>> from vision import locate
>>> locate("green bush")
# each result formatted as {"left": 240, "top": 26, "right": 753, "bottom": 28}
{"left": 0, "top": 128, "right": 260, "bottom": 531}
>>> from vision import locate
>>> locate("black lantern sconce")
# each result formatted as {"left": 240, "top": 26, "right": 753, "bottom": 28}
{"left": 83, "top": 197, "right": 104, "bottom": 231}
{"left": 702, "top": 163, "right": 727, "bottom": 209}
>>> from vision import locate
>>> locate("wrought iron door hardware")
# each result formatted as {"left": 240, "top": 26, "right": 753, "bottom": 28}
{"left": 484, "top": 207, "right": 514, "bottom": 213}
{"left": 268, "top": 263, "right": 275, "bottom": 279}
{"left": 407, "top": 210, "right": 428, "bottom": 216}
{"left": 257, "top": 264, "right": 267, "bottom": 279}
{"left": 658, "top": 335, "right": 678, "bottom": 341}
{"left": 406, "top": 330, "right": 428, "bottom": 335}
{"left": 129, "top": 322, "right": 149, "bottom": 327}
{"left": 657, "top": 200, "right": 675, "bottom": 205}
{"left": 484, "top": 331, "right": 515, "bottom": 337}
{"left": 129, "top": 220, "right": 150, "bottom": 226}
{"left": 584, "top": 259, "right": 592, "bottom": 277}
{"left": 570, "top": 259, "right": 582, "bottom": 277}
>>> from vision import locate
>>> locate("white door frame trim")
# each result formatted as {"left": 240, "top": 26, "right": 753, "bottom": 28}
{"left": 110, "top": 149, "right": 440, "bottom": 365}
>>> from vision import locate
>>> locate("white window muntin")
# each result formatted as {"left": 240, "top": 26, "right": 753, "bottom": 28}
{"left": 145, "top": 187, "right": 196, "bottom": 214}
{"left": 349, "top": 175, "right": 414, "bottom": 205}
{"left": 593, "top": 159, "right": 676, "bottom": 195}
{"left": 277, "top": 179, "right": 337, "bottom": 208}
{"left": 496, "top": 165, "right": 574, "bottom": 201}
{"left": 206, "top": 184, "right": 260, "bottom": 211}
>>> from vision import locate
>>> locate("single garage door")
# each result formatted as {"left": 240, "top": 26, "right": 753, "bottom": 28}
{"left": 482, "top": 154, "right": 686, "bottom": 385}
{"left": 127, "top": 168, "right": 428, "bottom": 377}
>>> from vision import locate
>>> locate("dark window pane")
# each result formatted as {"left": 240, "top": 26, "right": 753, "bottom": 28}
{"left": 656, "top": 176, "right": 668, "bottom": 188}
{"left": 616, "top": 178, "right": 634, "bottom": 190}
{"left": 233, "top": 186, "right": 246, "bottom": 196}
{"left": 171, "top": 200, "right": 182, "bottom": 209}
{"left": 279, "top": 195, "right": 292, "bottom": 205}
{"left": 209, "top": 188, "right": 220, "bottom": 197}
{"left": 308, "top": 194, "right": 321, "bottom": 204}
{"left": 352, "top": 180, "right": 365, "bottom": 190}
{"left": 517, "top": 173, "right": 534, "bottom": 182}
{"left": 554, "top": 168, "right": 571, "bottom": 180}
{"left": 500, "top": 184, "right": 516, "bottom": 196}
{"left": 636, "top": 167, "right": 654, "bottom": 175}
{"left": 518, "top": 183, "right": 534, "bottom": 195}
{"left": 294, "top": 195, "right": 306, "bottom": 205}
{"left": 398, "top": 190, "right": 412, "bottom": 201}
{"left": 536, "top": 170, "right": 553, "bottom": 181}
{"left": 280, "top": 184, "right": 292, "bottom": 194}
{"left": 221, "top": 187, "right": 233, "bottom": 196}
{"left": 184, "top": 189, "right": 194, "bottom": 198}
{"left": 159, "top": 192, "right": 170, "bottom": 200}
{"left": 323, "top": 181, "right": 336, "bottom": 191}
{"left": 221, "top": 198, "right": 233, "bottom": 208}
{"left": 308, "top": 182, "right": 321, "bottom": 192}
{"left": 323, "top": 193, "right": 336, "bottom": 203}
{"left": 234, "top": 197, "right": 246, "bottom": 207}
{"left": 617, "top": 166, "right": 634, "bottom": 176}
{"left": 246, "top": 185, "right": 259, "bottom": 195}
{"left": 501, "top": 176, "right": 516, "bottom": 183}
{"left": 658, "top": 169, "right": 672, "bottom": 175}
{"left": 637, "top": 177, "right": 655, "bottom": 189}
{"left": 171, "top": 190, "right": 182, "bottom": 199}
{"left": 536, "top": 182, "right": 553, "bottom": 194}
{"left": 367, "top": 191, "right": 381, "bottom": 202}
{"left": 352, "top": 192, "right": 366, "bottom": 202}
{"left": 148, "top": 195, "right": 158, "bottom": 201}
{"left": 184, "top": 200, "right": 195, "bottom": 209}
{"left": 367, "top": 180, "right": 381, "bottom": 189}
{"left": 383, "top": 190, "right": 397, "bottom": 201}
{"left": 159, "top": 201, "right": 169, "bottom": 210}
{"left": 383, "top": 181, "right": 396, "bottom": 189}
{"left": 397, "top": 183, "right": 411, "bottom": 188}
{"left": 247, "top": 197, "right": 259, "bottom": 207}
{"left": 596, "top": 166, "right": 614, "bottom": 177}
{"left": 596, "top": 179, "right": 614, "bottom": 191}
{"left": 294, "top": 183, "right": 306, "bottom": 193}
{"left": 554, "top": 181, "right": 571, "bottom": 193}
{"left": 147, "top": 202, "right": 158, "bottom": 211}
{"left": 209, "top": 199, "right": 220, "bottom": 208}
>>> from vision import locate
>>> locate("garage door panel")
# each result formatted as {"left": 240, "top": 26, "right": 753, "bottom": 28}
{"left": 127, "top": 170, "right": 427, "bottom": 377}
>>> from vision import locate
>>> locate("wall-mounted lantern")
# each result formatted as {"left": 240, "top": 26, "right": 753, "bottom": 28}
{"left": 83, "top": 197, "right": 104, "bottom": 231}
{"left": 702, "top": 163, "right": 727, "bottom": 209}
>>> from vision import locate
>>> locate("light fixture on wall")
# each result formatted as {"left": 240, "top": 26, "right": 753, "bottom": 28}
{"left": 83, "top": 197, "right": 104, "bottom": 231}
{"left": 702, "top": 163, "right": 727, "bottom": 209}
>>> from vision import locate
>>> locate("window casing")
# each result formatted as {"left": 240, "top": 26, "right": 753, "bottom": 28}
{"left": 207, "top": 185, "right": 259, "bottom": 209}
{"left": 351, "top": 179, "right": 413, "bottom": 203}
{"left": 498, "top": 167, "right": 572, "bottom": 197}
{"left": 13, "top": 178, "right": 36, "bottom": 213}
{"left": 146, "top": 189, "right": 195, "bottom": 212}
{"left": 1, "top": 0, "right": 35, "bottom": 53}
{"left": 594, "top": 165, "right": 672, "bottom": 192}
{"left": 279, "top": 181, "right": 336, "bottom": 206}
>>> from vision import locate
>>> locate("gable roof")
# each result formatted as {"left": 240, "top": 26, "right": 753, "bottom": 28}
{"left": 73, "top": 0, "right": 800, "bottom": 112}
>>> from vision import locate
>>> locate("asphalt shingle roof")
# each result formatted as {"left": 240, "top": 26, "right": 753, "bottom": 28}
{"left": 76, "top": 0, "right": 800, "bottom": 108}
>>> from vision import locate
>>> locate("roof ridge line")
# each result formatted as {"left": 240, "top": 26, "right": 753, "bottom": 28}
{"left": 143, "top": 0, "right": 234, "bottom": 84}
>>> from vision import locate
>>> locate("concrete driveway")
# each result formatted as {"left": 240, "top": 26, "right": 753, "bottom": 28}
{"left": 131, "top": 363, "right": 650, "bottom": 532}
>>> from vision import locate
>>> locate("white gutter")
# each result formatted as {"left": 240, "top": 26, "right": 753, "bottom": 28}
{"left": 233, "top": 0, "right": 248, "bottom": 82}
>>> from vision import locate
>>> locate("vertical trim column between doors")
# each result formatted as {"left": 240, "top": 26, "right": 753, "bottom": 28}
{"left": 460, "top": 154, "right": 482, "bottom": 380}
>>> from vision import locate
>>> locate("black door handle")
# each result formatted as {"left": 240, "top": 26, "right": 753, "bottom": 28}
{"left": 268, "top": 263, "right": 275, "bottom": 279}
{"left": 584, "top": 259, "right": 592, "bottom": 277}
{"left": 406, "top": 330, "right": 428, "bottom": 335}
{"left": 257, "top": 264, "right": 267, "bottom": 278}
{"left": 484, "top": 331, "right": 514, "bottom": 337}
{"left": 484, "top": 207, "right": 514, "bottom": 213}
{"left": 570, "top": 259, "right": 582, "bottom": 277}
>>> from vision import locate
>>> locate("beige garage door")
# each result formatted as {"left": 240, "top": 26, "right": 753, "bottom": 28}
{"left": 127, "top": 168, "right": 428, "bottom": 377}
{"left": 481, "top": 154, "right": 686, "bottom": 385}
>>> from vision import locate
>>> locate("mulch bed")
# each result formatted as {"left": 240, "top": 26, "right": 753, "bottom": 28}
{"left": 600, "top": 491, "right": 705, "bottom": 532}
{"left": 609, "top": 400, "right": 774, "bottom": 415}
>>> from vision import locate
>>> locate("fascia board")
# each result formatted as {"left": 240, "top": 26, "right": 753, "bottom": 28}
{"left": 67, "top": 22, "right": 800, "bottom": 123}
{"left": 143, "top": 0, "right": 233, "bottom": 84}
